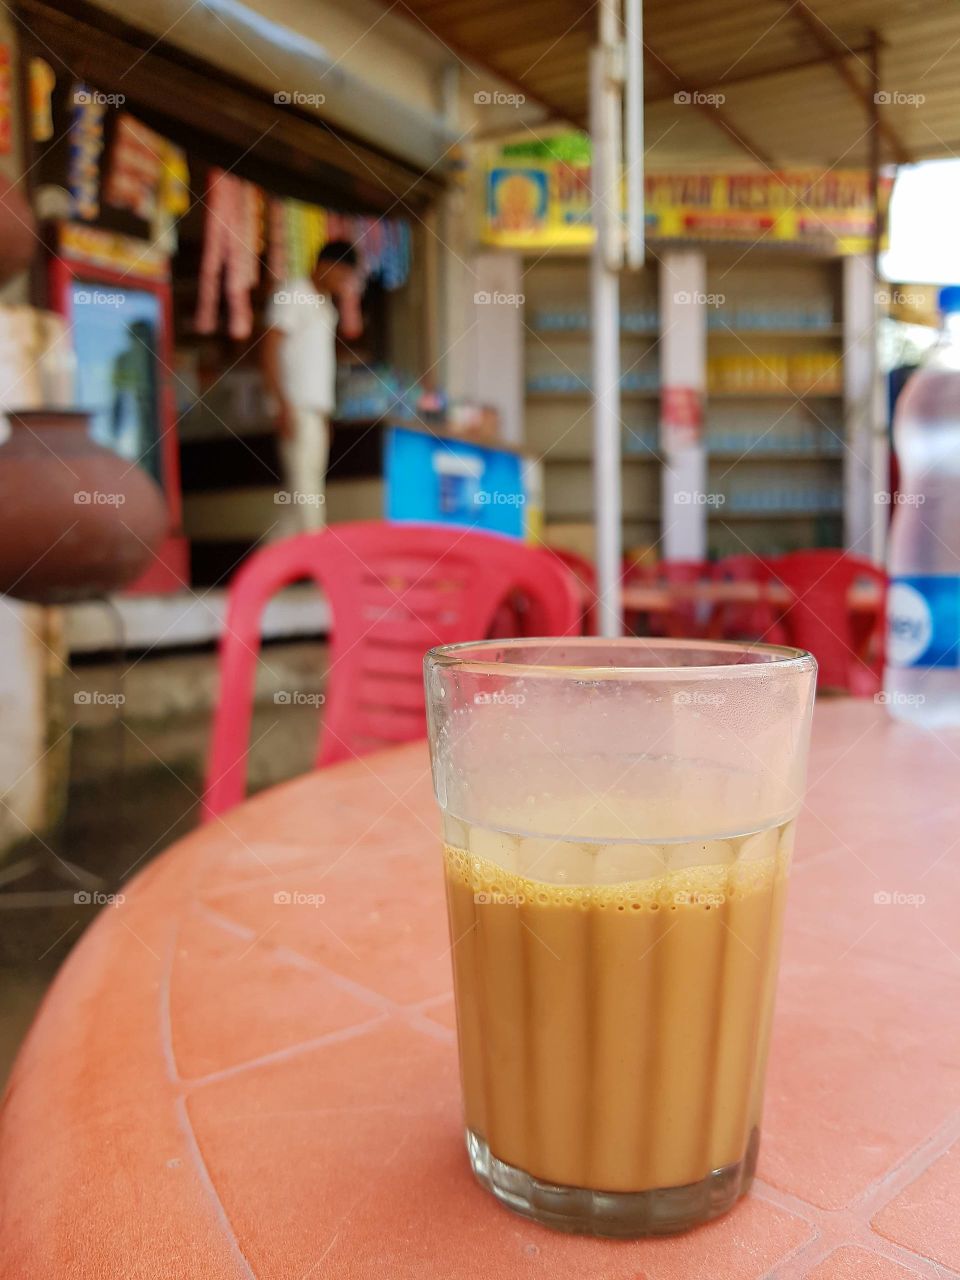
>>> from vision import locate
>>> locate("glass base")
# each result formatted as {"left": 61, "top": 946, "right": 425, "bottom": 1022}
{"left": 466, "top": 1126, "right": 760, "bottom": 1238}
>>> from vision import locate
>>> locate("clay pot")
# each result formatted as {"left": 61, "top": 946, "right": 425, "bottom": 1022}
{"left": 0, "top": 410, "right": 169, "bottom": 602}
{"left": 0, "top": 177, "right": 36, "bottom": 286}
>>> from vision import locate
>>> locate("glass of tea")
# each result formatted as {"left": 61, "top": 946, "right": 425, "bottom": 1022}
{"left": 424, "top": 637, "right": 816, "bottom": 1237}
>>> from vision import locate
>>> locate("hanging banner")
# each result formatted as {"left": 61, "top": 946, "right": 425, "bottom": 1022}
{"left": 481, "top": 135, "right": 891, "bottom": 255}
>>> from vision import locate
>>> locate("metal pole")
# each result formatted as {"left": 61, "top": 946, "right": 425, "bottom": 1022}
{"left": 591, "top": 0, "right": 624, "bottom": 637}
{"left": 625, "top": 0, "right": 645, "bottom": 268}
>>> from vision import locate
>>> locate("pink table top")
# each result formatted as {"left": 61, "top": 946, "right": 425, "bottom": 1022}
{"left": 2, "top": 700, "right": 959, "bottom": 1279}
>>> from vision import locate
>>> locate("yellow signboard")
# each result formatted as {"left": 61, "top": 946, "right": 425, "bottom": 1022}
{"left": 482, "top": 138, "right": 890, "bottom": 255}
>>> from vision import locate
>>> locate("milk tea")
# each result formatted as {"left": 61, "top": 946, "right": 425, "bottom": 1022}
{"left": 443, "top": 815, "right": 793, "bottom": 1195}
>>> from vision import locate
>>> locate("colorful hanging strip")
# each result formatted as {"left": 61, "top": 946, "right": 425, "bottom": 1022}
{"left": 105, "top": 115, "right": 165, "bottom": 221}
{"left": 195, "top": 168, "right": 263, "bottom": 340}
{"left": 271, "top": 200, "right": 411, "bottom": 290}
{"left": 29, "top": 58, "right": 55, "bottom": 143}
{"left": 0, "top": 45, "right": 12, "bottom": 156}
{"left": 68, "top": 84, "right": 106, "bottom": 221}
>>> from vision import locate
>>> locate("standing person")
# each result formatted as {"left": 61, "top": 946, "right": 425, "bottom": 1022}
{"left": 262, "top": 240, "right": 363, "bottom": 532}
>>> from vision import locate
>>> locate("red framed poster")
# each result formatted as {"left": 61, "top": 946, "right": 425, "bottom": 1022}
{"left": 50, "top": 224, "right": 189, "bottom": 592}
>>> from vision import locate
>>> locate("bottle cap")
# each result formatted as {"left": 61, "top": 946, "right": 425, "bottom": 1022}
{"left": 938, "top": 285, "right": 960, "bottom": 314}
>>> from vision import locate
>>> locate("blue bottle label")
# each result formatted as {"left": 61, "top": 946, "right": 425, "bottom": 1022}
{"left": 887, "top": 576, "right": 960, "bottom": 669}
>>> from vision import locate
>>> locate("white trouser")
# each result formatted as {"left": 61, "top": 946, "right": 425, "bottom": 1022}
{"left": 277, "top": 408, "right": 329, "bottom": 535}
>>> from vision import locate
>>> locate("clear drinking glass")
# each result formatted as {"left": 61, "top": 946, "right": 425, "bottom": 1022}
{"left": 424, "top": 638, "right": 816, "bottom": 1237}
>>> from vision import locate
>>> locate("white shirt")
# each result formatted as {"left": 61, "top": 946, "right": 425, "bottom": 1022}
{"left": 267, "top": 279, "right": 337, "bottom": 412}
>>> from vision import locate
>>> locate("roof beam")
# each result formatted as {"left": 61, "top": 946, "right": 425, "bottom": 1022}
{"left": 786, "top": 1, "right": 911, "bottom": 164}
{"left": 644, "top": 40, "right": 776, "bottom": 167}
{"left": 644, "top": 40, "right": 876, "bottom": 105}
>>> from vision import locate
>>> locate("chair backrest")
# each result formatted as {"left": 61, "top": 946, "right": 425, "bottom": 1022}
{"left": 547, "top": 547, "right": 597, "bottom": 635}
{"left": 655, "top": 559, "right": 711, "bottom": 638}
{"left": 709, "top": 554, "right": 787, "bottom": 643}
{"left": 771, "top": 549, "right": 887, "bottom": 692}
{"left": 203, "top": 521, "right": 582, "bottom": 817}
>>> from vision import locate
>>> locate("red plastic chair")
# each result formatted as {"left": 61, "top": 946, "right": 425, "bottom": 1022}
{"left": 770, "top": 550, "right": 887, "bottom": 694}
{"left": 707, "top": 555, "right": 789, "bottom": 644}
{"left": 548, "top": 547, "right": 598, "bottom": 635}
{"left": 203, "top": 522, "right": 582, "bottom": 817}
{"left": 653, "top": 559, "right": 711, "bottom": 639}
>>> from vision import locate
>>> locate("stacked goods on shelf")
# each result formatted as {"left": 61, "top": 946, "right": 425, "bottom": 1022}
{"left": 705, "top": 254, "right": 845, "bottom": 555}
{"left": 524, "top": 256, "right": 660, "bottom": 547}
{"left": 707, "top": 352, "right": 841, "bottom": 394}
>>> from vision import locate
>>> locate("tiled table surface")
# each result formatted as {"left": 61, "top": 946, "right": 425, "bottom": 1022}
{"left": 1, "top": 700, "right": 959, "bottom": 1279}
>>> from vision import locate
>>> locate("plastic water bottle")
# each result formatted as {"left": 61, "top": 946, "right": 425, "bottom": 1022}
{"left": 884, "top": 285, "right": 960, "bottom": 726}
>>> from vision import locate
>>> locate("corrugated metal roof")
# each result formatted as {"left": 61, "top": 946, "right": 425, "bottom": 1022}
{"left": 398, "top": 0, "right": 959, "bottom": 167}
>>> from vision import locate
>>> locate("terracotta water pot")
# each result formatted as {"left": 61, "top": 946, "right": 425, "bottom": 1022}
{"left": 0, "top": 409, "right": 169, "bottom": 602}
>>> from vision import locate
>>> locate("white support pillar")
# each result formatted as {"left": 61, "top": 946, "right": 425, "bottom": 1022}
{"left": 589, "top": 2, "right": 625, "bottom": 638}
{"left": 659, "top": 249, "right": 708, "bottom": 560}
{"left": 466, "top": 252, "right": 525, "bottom": 447}
{"left": 843, "top": 254, "right": 887, "bottom": 562}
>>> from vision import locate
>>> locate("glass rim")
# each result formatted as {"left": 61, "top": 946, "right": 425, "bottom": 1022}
{"left": 424, "top": 636, "right": 816, "bottom": 680}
